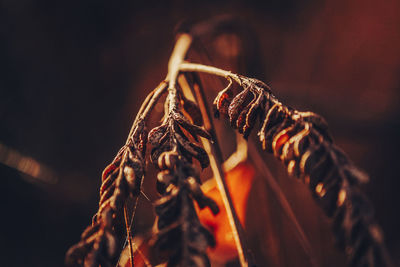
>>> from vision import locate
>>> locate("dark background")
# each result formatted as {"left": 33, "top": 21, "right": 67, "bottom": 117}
{"left": 1, "top": 0, "right": 399, "bottom": 266}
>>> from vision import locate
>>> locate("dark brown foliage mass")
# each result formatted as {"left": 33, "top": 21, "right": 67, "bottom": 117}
{"left": 148, "top": 104, "right": 219, "bottom": 267}
{"left": 66, "top": 121, "right": 147, "bottom": 266}
{"left": 66, "top": 17, "right": 393, "bottom": 267}
{"left": 213, "top": 75, "right": 392, "bottom": 267}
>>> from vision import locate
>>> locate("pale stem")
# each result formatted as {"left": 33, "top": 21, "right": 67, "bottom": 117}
{"left": 179, "top": 62, "right": 242, "bottom": 84}
{"left": 166, "top": 34, "right": 193, "bottom": 113}
{"left": 125, "top": 81, "right": 168, "bottom": 145}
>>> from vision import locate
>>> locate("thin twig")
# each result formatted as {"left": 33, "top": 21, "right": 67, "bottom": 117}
{"left": 140, "top": 190, "right": 153, "bottom": 204}
{"left": 166, "top": 34, "right": 193, "bottom": 113}
{"left": 126, "top": 81, "right": 168, "bottom": 145}
{"left": 124, "top": 205, "right": 135, "bottom": 267}
{"left": 116, "top": 194, "right": 141, "bottom": 267}
{"left": 133, "top": 243, "right": 152, "bottom": 267}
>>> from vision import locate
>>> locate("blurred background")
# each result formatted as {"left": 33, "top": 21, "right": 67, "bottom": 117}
{"left": 1, "top": 0, "right": 399, "bottom": 266}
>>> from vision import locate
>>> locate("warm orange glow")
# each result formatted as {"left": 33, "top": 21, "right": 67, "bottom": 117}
{"left": 274, "top": 133, "right": 290, "bottom": 153}
{"left": 337, "top": 189, "right": 347, "bottom": 206}
{"left": 315, "top": 182, "right": 326, "bottom": 197}
{"left": 197, "top": 161, "right": 255, "bottom": 263}
{"left": 120, "top": 237, "right": 150, "bottom": 267}
{"left": 304, "top": 175, "right": 310, "bottom": 185}
{"left": 287, "top": 160, "right": 296, "bottom": 176}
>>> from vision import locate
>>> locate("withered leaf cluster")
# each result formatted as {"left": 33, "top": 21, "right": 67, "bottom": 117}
{"left": 148, "top": 98, "right": 219, "bottom": 267}
{"left": 66, "top": 18, "right": 393, "bottom": 266}
{"left": 213, "top": 75, "right": 391, "bottom": 267}
{"left": 66, "top": 80, "right": 220, "bottom": 267}
{"left": 66, "top": 122, "right": 147, "bottom": 267}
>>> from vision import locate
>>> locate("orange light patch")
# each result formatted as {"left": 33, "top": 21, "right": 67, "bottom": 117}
{"left": 274, "top": 133, "right": 290, "bottom": 153}
{"left": 337, "top": 189, "right": 347, "bottom": 206}
{"left": 102, "top": 163, "right": 117, "bottom": 180}
{"left": 315, "top": 182, "right": 326, "bottom": 197}
{"left": 196, "top": 161, "right": 255, "bottom": 263}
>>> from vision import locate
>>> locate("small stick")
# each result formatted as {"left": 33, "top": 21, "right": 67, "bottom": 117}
{"left": 124, "top": 205, "right": 135, "bottom": 267}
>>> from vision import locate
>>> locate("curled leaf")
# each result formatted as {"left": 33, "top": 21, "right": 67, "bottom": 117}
{"left": 228, "top": 88, "right": 252, "bottom": 127}
{"left": 148, "top": 124, "right": 168, "bottom": 146}
{"left": 182, "top": 97, "right": 204, "bottom": 125}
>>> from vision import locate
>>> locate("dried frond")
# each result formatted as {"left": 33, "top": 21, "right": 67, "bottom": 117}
{"left": 66, "top": 18, "right": 394, "bottom": 267}
{"left": 66, "top": 138, "right": 146, "bottom": 266}
{"left": 149, "top": 96, "right": 219, "bottom": 267}
{"left": 66, "top": 82, "right": 167, "bottom": 267}
{"left": 211, "top": 74, "right": 392, "bottom": 267}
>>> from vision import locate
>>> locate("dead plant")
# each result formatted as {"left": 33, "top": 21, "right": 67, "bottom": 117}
{"left": 66, "top": 18, "right": 393, "bottom": 267}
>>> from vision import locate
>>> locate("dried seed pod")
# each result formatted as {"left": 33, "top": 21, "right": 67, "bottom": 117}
{"left": 299, "top": 144, "right": 328, "bottom": 179}
{"left": 188, "top": 143, "right": 210, "bottom": 169}
{"left": 150, "top": 136, "right": 172, "bottom": 165}
{"left": 65, "top": 208, "right": 121, "bottom": 267}
{"left": 182, "top": 97, "right": 204, "bottom": 126}
{"left": 155, "top": 187, "right": 181, "bottom": 230}
{"left": 153, "top": 185, "right": 216, "bottom": 267}
{"left": 228, "top": 88, "right": 252, "bottom": 127}
{"left": 293, "top": 128, "right": 313, "bottom": 158}
{"left": 242, "top": 93, "right": 265, "bottom": 138}
{"left": 158, "top": 151, "right": 179, "bottom": 170}
{"left": 236, "top": 105, "right": 251, "bottom": 134}
{"left": 259, "top": 104, "right": 290, "bottom": 151}
{"left": 318, "top": 178, "right": 342, "bottom": 217}
{"left": 174, "top": 131, "right": 210, "bottom": 169}
{"left": 342, "top": 165, "right": 369, "bottom": 185}
{"left": 263, "top": 117, "right": 293, "bottom": 153}
{"left": 280, "top": 126, "right": 310, "bottom": 166}
{"left": 152, "top": 156, "right": 218, "bottom": 267}
{"left": 272, "top": 124, "right": 300, "bottom": 158}
{"left": 148, "top": 124, "right": 168, "bottom": 146}
{"left": 157, "top": 170, "right": 176, "bottom": 194}
{"left": 173, "top": 111, "right": 211, "bottom": 141}
{"left": 102, "top": 162, "right": 119, "bottom": 182}
{"left": 213, "top": 78, "right": 233, "bottom": 118}
{"left": 298, "top": 111, "right": 331, "bottom": 141}
{"left": 186, "top": 177, "right": 219, "bottom": 215}
{"left": 100, "top": 166, "right": 119, "bottom": 199}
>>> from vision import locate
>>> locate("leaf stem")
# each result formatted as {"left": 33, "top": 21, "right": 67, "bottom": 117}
{"left": 166, "top": 34, "right": 193, "bottom": 113}
{"left": 126, "top": 81, "right": 168, "bottom": 145}
{"left": 179, "top": 62, "right": 241, "bottom": 84}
